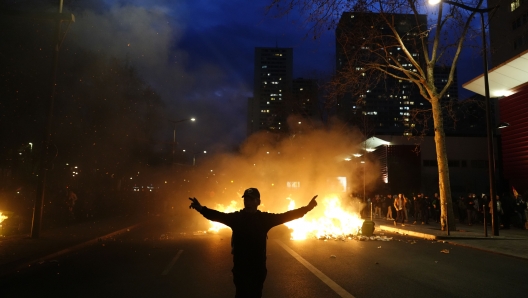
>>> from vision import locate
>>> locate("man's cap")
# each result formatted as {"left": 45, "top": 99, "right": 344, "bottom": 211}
{"left": 242, "top": 188, "right": 260, "bottom": 199}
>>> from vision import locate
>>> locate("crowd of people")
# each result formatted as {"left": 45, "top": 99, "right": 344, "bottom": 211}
{"left": 370, "top": 192, "right": 528, "bottom": 229}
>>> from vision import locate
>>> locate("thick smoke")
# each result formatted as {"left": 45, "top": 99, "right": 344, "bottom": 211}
{"left": 171, "top": 117, "right": 381, "bottom": 231}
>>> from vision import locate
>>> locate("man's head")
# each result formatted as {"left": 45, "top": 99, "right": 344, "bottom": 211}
{"left": 242, "top": 188, "right": 261, "bottom": 211}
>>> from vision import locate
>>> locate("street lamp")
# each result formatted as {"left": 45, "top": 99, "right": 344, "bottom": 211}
{"left": 170, "top": 118, "right": 195, "bottom": 166}
{"left": 430, "top": 0, "right": 499, "bottom": 236}
{"left": 497, "top": 122, "right": 510, "bottom": 129}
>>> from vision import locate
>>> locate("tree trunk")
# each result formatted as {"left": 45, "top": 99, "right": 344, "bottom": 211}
{"left": 432, "top": 97, "right": 457, "bottom": 231}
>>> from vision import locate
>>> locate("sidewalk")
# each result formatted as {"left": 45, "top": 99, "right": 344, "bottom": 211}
{"left": 0, "top": 215, "right": 145, "bottom": 277}
{"left": 371, "top": 217, "right": 528, "bottom": 260}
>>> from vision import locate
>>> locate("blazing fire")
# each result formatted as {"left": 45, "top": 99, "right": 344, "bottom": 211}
{"left": 284, "top": 195, "right": 363, "bottom": 240}
{"left": 0, "top": 212, "right": 7, "bottom": 224}
{"left": 207, "top": 195, "right": 364, "bottom": 240}
{"left": 208, "top": 200, "right": 240, "bottom": 233}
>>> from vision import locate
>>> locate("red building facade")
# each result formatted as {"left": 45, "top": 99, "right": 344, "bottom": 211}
{"left": 499, "top": 85, "right": 528, "bottom": 195}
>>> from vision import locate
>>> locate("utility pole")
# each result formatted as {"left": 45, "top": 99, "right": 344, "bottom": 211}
{"left": 30, "top": 1, "right": 75, "bottom": 238}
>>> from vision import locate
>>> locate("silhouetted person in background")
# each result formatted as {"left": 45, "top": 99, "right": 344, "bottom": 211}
{"left": 412, "top": 195, "right": 422, "bottom": 224}
{"left": 421, "top": 194, "right": 430, "bottom": 224}
{"left": 189, "top": 188, "right": 318, "bottom": 298}
{"left": 66, "top": 190, "right": 78, "bottom": 220}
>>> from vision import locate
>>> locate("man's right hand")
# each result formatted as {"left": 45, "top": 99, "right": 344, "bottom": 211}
{"left": 189, "top": 197, "right": 203, "bottom": 211}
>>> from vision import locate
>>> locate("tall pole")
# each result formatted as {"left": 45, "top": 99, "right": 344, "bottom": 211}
{"left": 172, "top": 125, "right": 176, "bottom": 166}
{"left": 480, "top": 13, "right": 499, "bottom": 236}
{"left": 170, "top": 118, "right": 195, "bottom": 166}
{"left": 31, "top": 1, "right": 74, "bottom": 238}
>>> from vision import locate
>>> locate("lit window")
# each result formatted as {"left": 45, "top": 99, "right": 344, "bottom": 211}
{"left": 512, "top": 0, "right": 520, "bottom": 11}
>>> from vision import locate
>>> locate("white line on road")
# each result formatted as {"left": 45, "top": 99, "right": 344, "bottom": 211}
{"left": 161, "top": 249, "right": 183, "bottom": 276}
{"left": 276, "top": 240, "right": 356, "bottom": 298}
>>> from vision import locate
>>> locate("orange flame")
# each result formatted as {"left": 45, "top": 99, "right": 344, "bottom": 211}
{"left": 207, "top": 200, "right": 240, "bottom": 233}
{"left": 285, "top": 195, "right": 364, "bottom": 240}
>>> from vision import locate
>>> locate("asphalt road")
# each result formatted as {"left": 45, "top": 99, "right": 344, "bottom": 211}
{"left": 2, "top": 219, "right": 528, "bottom": 298}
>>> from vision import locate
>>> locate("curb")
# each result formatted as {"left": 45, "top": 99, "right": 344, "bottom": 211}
{"left": 378, "top": 224, "right": 437, "bottom": 240}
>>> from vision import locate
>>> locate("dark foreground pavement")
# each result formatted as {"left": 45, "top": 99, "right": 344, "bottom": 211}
{"left": 0, "top": 215, "right": 144, "bottom": 277}
{"left": 1, "top": 214, "right": 528, "bottom": 278}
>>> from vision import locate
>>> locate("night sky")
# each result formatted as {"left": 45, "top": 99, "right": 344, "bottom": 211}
{"left": 56, "top": 0, "right": 336, "bottom": 153}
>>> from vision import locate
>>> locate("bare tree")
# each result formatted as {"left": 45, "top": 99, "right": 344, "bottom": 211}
{"left": 267, "top": 0, "right": 489, "bottom": 231}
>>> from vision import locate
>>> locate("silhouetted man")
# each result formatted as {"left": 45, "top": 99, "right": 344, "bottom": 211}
{"left": 189, "top": 188, "right": 318, "bottom": 298}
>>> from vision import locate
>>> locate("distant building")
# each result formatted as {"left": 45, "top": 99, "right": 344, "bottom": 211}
{"left": 249, "top": 47, "right": 320, "bottom": 136}
{"left": 291, "top": 78, "right": 319, "bottom": 120}
{"left": 335, "top": 12, "right": 429, "bottom": 136}
{"left": 489, "top": 0, "right": 528, "bottom": 68}
{"left": 248, "top": 47, "right": 293, "bottom": 135}
{"left": 434, "top": 65, "right": 459, "bottom": 101}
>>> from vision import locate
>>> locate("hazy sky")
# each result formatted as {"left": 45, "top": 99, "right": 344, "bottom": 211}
{"left": 63, "top": 0, "right": 335, "bottom": 153}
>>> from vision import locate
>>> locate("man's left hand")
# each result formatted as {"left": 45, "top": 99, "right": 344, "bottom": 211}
{"left": 307, "top": 195, "right": 318, "bottom": 210}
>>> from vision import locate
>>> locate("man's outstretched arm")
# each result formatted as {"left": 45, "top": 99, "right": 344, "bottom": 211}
{"left": 267, "top": 195, "right": 318, "bottom": 227}
{"left": 188, "top": 197, "right": 235, "bottom": 227}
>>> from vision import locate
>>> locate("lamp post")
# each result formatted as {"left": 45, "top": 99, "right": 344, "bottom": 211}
{"left": 30, "top": 1, "right": 75, "bottom": 239}
{"left": 430, "top": 0, "right": 499, "bottom": 236}
{"left": 170, "top": 118, "right": 195, "bottom": 166}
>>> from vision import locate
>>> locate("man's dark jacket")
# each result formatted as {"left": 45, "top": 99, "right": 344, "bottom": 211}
{"left": 199, "top": 206, "right": 313, "bottom": 264}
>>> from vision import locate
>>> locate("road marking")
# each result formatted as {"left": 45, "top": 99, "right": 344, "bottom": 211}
{"left": 276, "top": 240, "right": 356, "bottom": 298}
{"left": 161, "top": 249, "right": 183, "bottom": 276}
